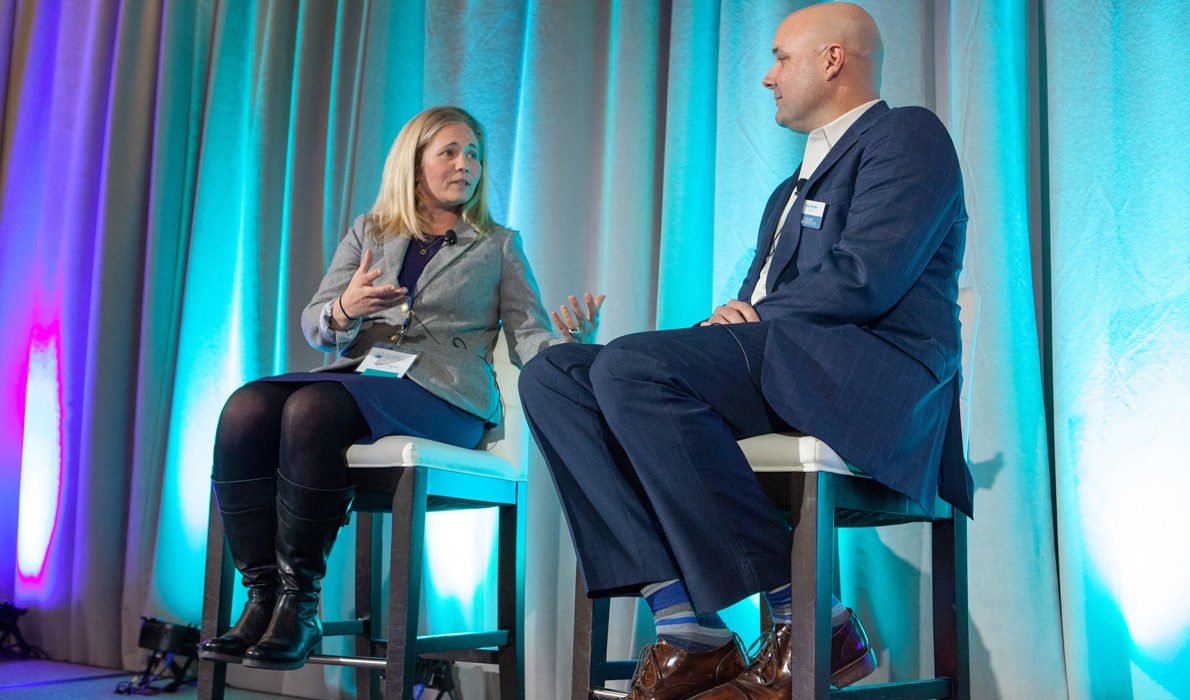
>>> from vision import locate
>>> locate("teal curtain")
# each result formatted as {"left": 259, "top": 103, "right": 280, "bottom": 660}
{"left": 1046, "top": 3, "right": 1190, "bottom": 699}
{"left": 2, "top": 1, "right": 1187, "bottom": 697}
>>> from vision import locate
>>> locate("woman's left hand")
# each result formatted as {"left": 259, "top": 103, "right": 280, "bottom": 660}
{"left": 553, "top": 292, "right": 605, "bottom": 344}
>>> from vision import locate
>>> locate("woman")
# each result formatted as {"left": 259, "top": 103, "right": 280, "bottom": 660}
{"left": 198, "top": 106, "right": 602, "bottom": 671}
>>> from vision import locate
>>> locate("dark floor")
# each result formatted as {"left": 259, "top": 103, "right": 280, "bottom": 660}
{"left": 0, "top": 658, "right": 289, "bottom": 700}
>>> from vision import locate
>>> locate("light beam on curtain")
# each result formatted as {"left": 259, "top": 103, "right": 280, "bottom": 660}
{"left": 0, "top": 0, "right": 64, "bottom": 607}
{"left": 1047, "top": 2, "right": 1190, "bottom": 698}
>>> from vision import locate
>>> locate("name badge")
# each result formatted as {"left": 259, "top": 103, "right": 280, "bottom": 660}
{"left": 801, "top": 199, "right": 826, "bottom": 229}
{"left": 355, "top": 343, "right": 419, "bottom": 378}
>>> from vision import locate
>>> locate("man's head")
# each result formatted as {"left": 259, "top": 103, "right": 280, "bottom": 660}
{"left": 762, "top": 2, "right": 884, "bottom": 134}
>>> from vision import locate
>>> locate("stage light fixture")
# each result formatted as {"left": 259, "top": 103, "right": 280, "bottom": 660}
{"left": 0, "top": 601, "right": 37, "bottom": 659}
{"left": 115, "top": 616, "right": 200, "bottom": 695}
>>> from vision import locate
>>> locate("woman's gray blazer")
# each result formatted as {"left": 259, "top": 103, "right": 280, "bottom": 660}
{"left": 300, "top": 214, "right": 559, "bottom": 425}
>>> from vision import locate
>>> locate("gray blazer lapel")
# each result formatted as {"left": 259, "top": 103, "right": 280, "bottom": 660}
{"left": 416, "top": 223, "right": 480, "bottom": 295}
{"left": 381, "top": 233, "right": 411, "bottom": 283}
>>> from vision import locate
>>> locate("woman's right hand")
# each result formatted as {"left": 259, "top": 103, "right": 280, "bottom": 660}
{"left": 552, "top": 292, "right": 605, "bottom": 344}
{"left": 331, "top": 249, "right": 409, "bottom": 329}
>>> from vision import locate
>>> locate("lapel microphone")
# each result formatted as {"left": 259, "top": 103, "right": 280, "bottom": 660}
{"left": 444, "top": 229, "right": 457, "bottom": 245}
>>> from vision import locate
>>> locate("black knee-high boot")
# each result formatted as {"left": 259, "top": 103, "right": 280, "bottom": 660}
{"left": 241, "top": 474, "right": 355, "bottom": 670}
{"left": 199, "top": 476, "right": 279, "bottom": 663}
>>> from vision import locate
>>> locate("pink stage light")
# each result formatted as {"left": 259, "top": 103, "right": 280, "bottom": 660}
{"left": 16, "top": 323, "right": 64, "bottom": 587}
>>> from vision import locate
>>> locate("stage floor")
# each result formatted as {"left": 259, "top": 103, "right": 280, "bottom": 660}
{"left": 0, "top": 658, "right": 288, "bottom": 699}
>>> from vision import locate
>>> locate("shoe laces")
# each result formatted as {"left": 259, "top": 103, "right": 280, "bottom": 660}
{"left": 631, "top": 643, "right": 665, "bottom": 692}
{"left": 744, "top": 627, "right": 782, "bottom": 685}
{"left": 630, "top": 634, "right": 748, "bottom": 693}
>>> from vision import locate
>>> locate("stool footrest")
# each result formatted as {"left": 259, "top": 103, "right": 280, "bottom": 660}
{"left": 306, "top": 630, "right": 512, "bottom": 670}
{"left": 418, "top": 630, "right": 510, "bottom": 654}
{"left": 420, "top": 649, "right": 501, "bottom": 664}
{"left": 307, "top": 653, "right": 386, "bottom": 670}
{"left": 594, "top": 659, "right": 638, "bottom": 681}
{"left": 322, "top": 620, "right": 367, "bottom": 637}
{"left": 831, "top": 677, "right": 952, "bottom": 699}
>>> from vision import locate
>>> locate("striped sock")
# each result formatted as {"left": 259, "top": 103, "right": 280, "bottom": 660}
{"left": 831, "top": 598, "right": 851, "bottom": 630}
{"left": 764, "top": 585, "right": 851, "bottom": 631}
{"left": 764, "top": 584, "right": 793, "bottom": 624}
{"left": 642, "top": 579, "right": 732, "bottom": 652}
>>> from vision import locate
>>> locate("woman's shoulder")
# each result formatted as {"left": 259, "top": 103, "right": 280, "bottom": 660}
{"left": 346, "top": 213, "right": 397, "bottom": 247}
{"left": 467, "top": 222, "right": 520, "bottom": 251}
{"left": 349, "top": 213, "right": 375, "bottom": 236}
{"left": 481, "top": 222, "right": 517, "bottom": 240}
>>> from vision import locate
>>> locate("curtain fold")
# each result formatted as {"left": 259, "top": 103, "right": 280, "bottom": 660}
{"left": 938, "top": 0, "right": 1068, "bottom": 696}
{"left": 2, "top": 0, "right": 1186, "bottom": 697}
{"left": 1046, "top": 3, "right": 1190, "bottom": 699}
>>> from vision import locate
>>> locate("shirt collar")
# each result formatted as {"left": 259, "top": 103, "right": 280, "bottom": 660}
{"left": 800, "top": 99, "right": 880, "bottom": 181}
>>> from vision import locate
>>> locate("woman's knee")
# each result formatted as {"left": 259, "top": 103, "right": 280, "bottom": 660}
{"left": 279, "top": 383, "right": 362, "bottom": 449}
{"left": 213, "top": 381, "right": 292, "bottom": 480}
{"left": 217, "top": 381, "right": 287, "bottom": 443}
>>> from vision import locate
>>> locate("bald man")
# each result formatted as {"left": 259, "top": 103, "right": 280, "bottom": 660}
{"left": 520, "top": 3, "right": 971, "bottom": 698}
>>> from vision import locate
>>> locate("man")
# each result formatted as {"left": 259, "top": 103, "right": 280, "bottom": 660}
{"left": 519, "top": 3, "right": 971, "bottom": 698}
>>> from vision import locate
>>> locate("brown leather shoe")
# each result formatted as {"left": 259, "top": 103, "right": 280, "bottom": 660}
{"left": 831, "top": 608, "right": 877, "bottom": 687}
{"left": 688, "top": 610, "right": 877, "bottom": 699}
{"left": 626, "top": 637, "right": 748, "bottom": 700}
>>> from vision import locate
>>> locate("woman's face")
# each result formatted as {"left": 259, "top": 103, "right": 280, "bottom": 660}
{"left": 417, "top": 122, "right": 481, "bottom": 213}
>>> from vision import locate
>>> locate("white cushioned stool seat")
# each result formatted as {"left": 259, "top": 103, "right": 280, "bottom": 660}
{"left": 346, "top": 435, "right": 526, "bottom": 481}
{"left": 737, "top": 432, "right": 860, "bottom": 476}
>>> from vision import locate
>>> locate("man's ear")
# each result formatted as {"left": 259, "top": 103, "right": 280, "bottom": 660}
{"left": 823, "top": 44, "right": 845, "bottom": 80}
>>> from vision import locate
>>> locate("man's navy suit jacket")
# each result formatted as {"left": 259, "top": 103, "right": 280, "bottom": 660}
{"left": 742, "top": 101, "right": 973, "bottom": 516}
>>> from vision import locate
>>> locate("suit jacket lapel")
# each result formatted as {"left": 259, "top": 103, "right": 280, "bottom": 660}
{"left": 766, "top": 196, "right": 807, "bottom": 286}
{"left": 767, "top": 101, "right": 889, "bottom": 282}
{"left": 799, "top": 100, "right": 888, "bottom": 194}
{"left": 741, "top": 171, "right": 801, "bottom": 298}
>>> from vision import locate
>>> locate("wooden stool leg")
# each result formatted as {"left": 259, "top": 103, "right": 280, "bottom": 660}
{"left": 497, "top": 482, "right": 527, "bottom": 699}
{"left": 352, "top": 511, "right": 382, "bottom": 700}
{"left": 789, "top": 471, "right": 835, "bottom": 700}
{"left": 198, "top": 492, "right": 232, "bottom": 700}
{"left": 933, "top": 515, "right": 970, "bottom": 700}
{"left": 954, "top": 516, "right": 970, "bottom": 700}
{"left": 573, "top": 570, "right": 611, "bottom": 700}
{"left": 385, "top": 467, "right": 426, "bottom": 700}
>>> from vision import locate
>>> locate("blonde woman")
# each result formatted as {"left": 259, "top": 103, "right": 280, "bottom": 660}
{"left": 199, "top": 106, "right": 602, "bottom": 671}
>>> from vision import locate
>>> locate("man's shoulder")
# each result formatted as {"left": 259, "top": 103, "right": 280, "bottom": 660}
{"left": 869, "top": 104, "right": 950, "bottom": 137}
{"left": 857, "top": 105, "right": 957, "bottom": 165}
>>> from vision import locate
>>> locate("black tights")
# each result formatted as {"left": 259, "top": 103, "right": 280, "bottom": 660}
{"left": 212, "top": 380, "right": 370, "bottom": 490}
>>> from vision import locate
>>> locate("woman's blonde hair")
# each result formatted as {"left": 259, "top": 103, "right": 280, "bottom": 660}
{"left": 368, "top": 106, "right": 495, "bottom": 242}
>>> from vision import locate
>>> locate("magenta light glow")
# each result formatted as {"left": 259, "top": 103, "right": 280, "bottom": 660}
{"left": 16, "top": 323, "right": 64, "bottom": 586}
